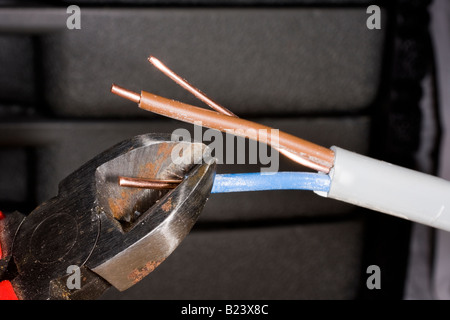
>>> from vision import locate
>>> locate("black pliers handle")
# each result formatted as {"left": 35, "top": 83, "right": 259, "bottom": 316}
{"left": 0, "top": 134, "right": 215, "bottom": 300}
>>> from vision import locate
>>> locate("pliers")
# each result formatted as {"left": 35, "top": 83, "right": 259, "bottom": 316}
{"left": 0, "top": 133, "right": 215, "bottom": 300}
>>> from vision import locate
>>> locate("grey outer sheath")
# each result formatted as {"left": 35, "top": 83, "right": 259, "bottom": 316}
{"left": 317, "top": 146, "right": 450, "bottom": 232}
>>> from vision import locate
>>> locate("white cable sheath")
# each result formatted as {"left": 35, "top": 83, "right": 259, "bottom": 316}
{"left": 319, "top": 146, "right": 450, "bottom": 232}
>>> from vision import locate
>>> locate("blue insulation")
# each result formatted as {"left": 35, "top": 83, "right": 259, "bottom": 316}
{"left": 211, "top": 172, "right": 330, "bottom": 193}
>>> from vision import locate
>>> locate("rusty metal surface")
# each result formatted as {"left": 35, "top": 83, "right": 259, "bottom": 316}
{"left": 90, "top": 138, "right": 215, "bottom": 291}
{"left": 1, "top": 133, "right": 215, "bottom": 299}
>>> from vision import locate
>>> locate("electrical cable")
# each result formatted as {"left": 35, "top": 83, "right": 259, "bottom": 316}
{"left": 111, "top": 57, "right": 450, "bottom": 233}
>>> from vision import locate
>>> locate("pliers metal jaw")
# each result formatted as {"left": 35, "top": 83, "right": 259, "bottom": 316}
{"left": 0, "top": 133, "right": 215, "bottom": 300}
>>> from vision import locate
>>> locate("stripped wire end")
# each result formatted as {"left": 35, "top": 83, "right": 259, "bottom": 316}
{"left": 119, "top": 176, "right": 182, "bottom": 189}
{"left": 111, "top": 57, "right": 335, "bottom": 173}
{"left": 111, "top": 84, "right": 141, "bottom": 104}
{"left": 148, "top": 55, "right": 236, "bottom": 117}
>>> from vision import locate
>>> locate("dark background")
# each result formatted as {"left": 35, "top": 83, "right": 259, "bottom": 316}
{"left": 0, "top": 0, "right": 445, "bottom": 299}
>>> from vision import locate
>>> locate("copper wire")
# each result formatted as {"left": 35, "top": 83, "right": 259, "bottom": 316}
{"left": 111, "top": 84, "right": 141, "bottom": 103}
{"left": 119, "top": 176, "right": 182, "bottom": 189}
{"left": 147, "top": 57, "right": 334, "bottom": 173}
{"left": 148, "top": 56, "right": 236, "bottom": 117}
{"left": 111, "top": 84, "right": 334, "bottom": 172}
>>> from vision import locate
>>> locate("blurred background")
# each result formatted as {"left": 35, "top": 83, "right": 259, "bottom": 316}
{"left": 0, "top": 0, "right": 448, "bottom": 299}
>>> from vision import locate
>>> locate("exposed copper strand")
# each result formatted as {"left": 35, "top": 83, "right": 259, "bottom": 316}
{"left": 141, "top": 91, "right": 333, "bottom": 172}
{"left": 148, "top": 56, "right": 236, "bottom": 117}
{"left": 148, "top": 56, "right": 336, "bottom": 172}
{"left": 111, "top": 84, "right": 141, "bottom": 103}
{"left": 110, "top": 86, "right": 334, "bottom": 172}
{"left": 119, "top": 176, "right": 182, "bottom": 189}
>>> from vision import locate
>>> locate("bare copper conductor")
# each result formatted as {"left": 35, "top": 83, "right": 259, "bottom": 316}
{"left": 148, "top": 56, "right": 236, "bottom": 117}
{"left": 119, "top": 176, "right": 182, "bottom": 189}
{"left": 111, "top": 84, "right": 141, "bottom": 104}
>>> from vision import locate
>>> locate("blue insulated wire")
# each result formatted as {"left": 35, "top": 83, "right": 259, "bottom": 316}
{"left": 210, "top": 172, "right": 330, "bottom": 193}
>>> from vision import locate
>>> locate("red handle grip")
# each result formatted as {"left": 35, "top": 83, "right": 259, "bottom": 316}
{"left": 0, "top": 211, "right": 18, "bottom": 300}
